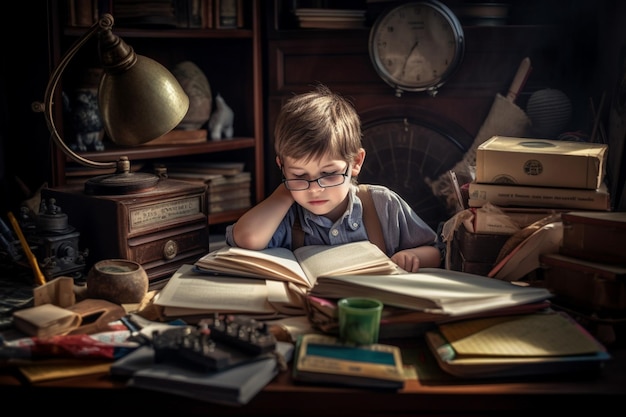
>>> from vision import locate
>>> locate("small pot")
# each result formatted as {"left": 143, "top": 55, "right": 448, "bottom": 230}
{"left": 87, "top": 259, "right": 148, "bottom": 305}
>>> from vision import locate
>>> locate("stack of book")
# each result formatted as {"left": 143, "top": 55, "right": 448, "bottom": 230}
{"left": 165, "top": 161, "right": 251, "bottom": 214}
{"left": 293, "top": 8, "right": 366, "bottom": 29}
{"left": 467, "top": 136, "right": 611, "bottom": 211}
{"left": 539, "top": 211, "right": 626, "bottom": 343}
{"left": 111, "top": 329, "right": 294, "bottom": 406}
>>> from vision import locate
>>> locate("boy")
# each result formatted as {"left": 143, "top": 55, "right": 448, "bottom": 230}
{"left": 226, "top": 84, "right": 441, "bottom": 272}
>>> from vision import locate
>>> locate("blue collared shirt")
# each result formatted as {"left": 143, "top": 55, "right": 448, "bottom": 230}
{"left": 225, "top": 184, "right": 439, "bottom": 258}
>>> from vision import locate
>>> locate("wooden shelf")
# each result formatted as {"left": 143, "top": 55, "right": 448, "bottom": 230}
{"left": 50, "top": 0, "right": 264, "bottom": 222}
{"left": 73, "top": 138, "right": 256, "bottom": 162}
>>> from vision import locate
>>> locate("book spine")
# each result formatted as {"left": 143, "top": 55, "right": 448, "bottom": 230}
{"left": 473, "top": 208, "right": 561, "bottom": 234}
{"left": 208, "top": 197, "right": 251, "bottom": 213}
{"left": 207, "top": 187, "right": 250, "bottom": 202}
{"left": 202, "top": 0, "right": 213, "bottom": 28}
{"left": 468, "top": 183, "right": 611, "bottom": 211}
{"left": 215, "top": 0, "right": 237, "bottom": 28}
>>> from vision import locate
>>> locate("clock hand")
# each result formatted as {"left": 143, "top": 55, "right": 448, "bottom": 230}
{"left": 401, "top": 40, "right": 419, "bottom": 76}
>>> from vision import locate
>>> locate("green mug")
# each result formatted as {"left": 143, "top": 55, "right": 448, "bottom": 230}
{"left": 337, "top": 297, "right": 383, "bottom": 345}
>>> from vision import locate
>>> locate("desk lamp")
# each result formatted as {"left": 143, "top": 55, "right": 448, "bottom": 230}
{"left": 32, "top": 14, "right": 190, "bottom": 195}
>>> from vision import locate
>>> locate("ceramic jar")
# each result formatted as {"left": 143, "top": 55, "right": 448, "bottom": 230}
{"left": 86, "top": 259, "right": 148, "bottom": 304}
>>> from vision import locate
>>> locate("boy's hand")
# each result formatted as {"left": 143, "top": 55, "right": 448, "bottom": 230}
{"left": 391, "top": 250, "right": 421, "bottom": 272}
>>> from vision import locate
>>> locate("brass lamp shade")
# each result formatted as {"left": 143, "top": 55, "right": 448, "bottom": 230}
{"left": 33, "top": 14, "right": 189, "bottom": 194}
{"left": 100, "top": 55, "right": 189, "bottom": 146}
{"left": 98, "top": 15, "right": 189, "bottom": 146}
{"left": 98, "top": 25, "right": 189, "bottom": 146}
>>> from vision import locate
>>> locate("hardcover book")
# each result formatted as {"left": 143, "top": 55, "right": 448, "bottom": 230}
{"left": 559, "top": 211, "right": 626, "bottom": 264}
{"left": 122, "top": 341, "right": 294, "bottom": 406}
{"left": 468, "top": 181, "right": 611, "bottom": 211}
{"left": 292, "top": 334, "right": 405, "bottom": 390}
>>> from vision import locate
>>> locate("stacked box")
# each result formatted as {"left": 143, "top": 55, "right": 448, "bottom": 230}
{"left": 476, "top": 136, "right": 608, "bottom": 189}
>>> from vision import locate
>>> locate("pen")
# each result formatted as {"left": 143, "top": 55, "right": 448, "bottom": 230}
{"left": 0, "top": 215, "right": 15, "bottom": 242}
{"left": 7, "top": 211, "right": 46, "bottom": 286}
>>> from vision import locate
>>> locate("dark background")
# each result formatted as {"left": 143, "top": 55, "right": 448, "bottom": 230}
{"left": 2, "top": 0, "right": 625, "bottom": 217}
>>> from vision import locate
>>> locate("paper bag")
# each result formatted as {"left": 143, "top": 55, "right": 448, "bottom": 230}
{"left": 427, "top": 93, "right": 532, "bottom": 214}
{"left": 13, "top": 304, "right": 82, "bottom": 338}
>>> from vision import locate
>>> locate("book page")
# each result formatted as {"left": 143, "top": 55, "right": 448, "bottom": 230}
{"left": 439, "top": 312, "right": 605, "bottom": 357}
{"left": 311, "top": 269, "right": 552, "bottom": 316}
{"left": 195, "top": 246, "right": 310, "bottom": 287}
{"left": 295, "top": 241, "right": 400, "bottom": 286}
{"left": 155, "top": 264, "right": 275, "bottom": 313}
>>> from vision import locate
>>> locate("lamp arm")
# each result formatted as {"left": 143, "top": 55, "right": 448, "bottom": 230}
{"left": 32, "top": 15, "right": 116, "bottom": 170}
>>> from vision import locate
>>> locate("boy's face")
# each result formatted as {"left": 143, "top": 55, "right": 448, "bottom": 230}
{"left": 278, "top": 152, "right": 364, "bottom": 220}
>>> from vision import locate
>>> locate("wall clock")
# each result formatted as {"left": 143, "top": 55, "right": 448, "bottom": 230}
{"left": 368, "top": 0, "right": 465, "bottom": 97}
{"left": 358, "top": 111, "right": 473, "bottom": 231}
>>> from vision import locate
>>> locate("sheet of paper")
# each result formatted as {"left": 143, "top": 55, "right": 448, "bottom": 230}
{"left": 439, "top": 312, "right": 603, "bottom": 357}
{"left": 155, "top": 264, "right": 272, "bottom": 312}
{"left": 265, "top": 279, "right": 291, "bottom": 303}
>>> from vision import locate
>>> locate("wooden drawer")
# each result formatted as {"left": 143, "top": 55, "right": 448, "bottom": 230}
{"left": 128, "top": 221, "right": 209, "bottom": 265}
{"left": 41, "top": 179, "right": 209, "bottom": 287}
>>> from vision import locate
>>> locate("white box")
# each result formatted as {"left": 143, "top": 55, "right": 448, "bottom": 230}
{"left": 476, "top": 136, "right": 608, "bottom": 189}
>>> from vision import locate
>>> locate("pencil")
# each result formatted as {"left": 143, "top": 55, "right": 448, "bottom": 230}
{"left": 7, "top": 211, "right": 46, "bottom": 286}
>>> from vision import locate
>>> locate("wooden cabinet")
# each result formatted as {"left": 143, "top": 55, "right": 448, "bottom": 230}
{"left": 42, "top": 179, "right": 210, "bottom": 288}
{"left": 48, "top": 0, "right": 264, "bottom": 228}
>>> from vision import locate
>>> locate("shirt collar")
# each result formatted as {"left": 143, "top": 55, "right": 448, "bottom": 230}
{"left": 300, "top": 185, "right": 363, "bottom": 232}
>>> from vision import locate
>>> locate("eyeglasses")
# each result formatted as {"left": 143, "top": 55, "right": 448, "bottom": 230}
{"left": 282, "top": 165, "right": 350, "bottom": 191}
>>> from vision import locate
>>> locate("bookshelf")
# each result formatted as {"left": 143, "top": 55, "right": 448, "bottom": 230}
{"left": 48, "top": 0, "right": 264, "bottom": 227}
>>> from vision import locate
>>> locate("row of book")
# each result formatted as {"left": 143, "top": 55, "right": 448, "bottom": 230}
{"left": 165, "top": 161, "right": 251, "bottom": 214}
{"left": 67, "top": 0, "right": 245, "bottom": 29}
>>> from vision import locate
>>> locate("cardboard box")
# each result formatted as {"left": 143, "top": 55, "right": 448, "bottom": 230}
{"left": 476, "top": 136, "right": 608, "bottom": 189}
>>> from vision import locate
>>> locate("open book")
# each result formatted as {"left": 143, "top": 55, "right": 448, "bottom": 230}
{"left": 155, "top": 266, "right": 553, "bottom": 320}
{"left": 194, "top": 240, "right": 402, "bottom": 290}
{"left": 155, "top": 241, "right": 401, "bottom": 317}
{"left": 308, "top": 268, "right": 553, "bottom": 317}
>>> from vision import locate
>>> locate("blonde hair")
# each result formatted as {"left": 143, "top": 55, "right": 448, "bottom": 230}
{"left": 274, "top": 84, "right": 362, "bottom": 165}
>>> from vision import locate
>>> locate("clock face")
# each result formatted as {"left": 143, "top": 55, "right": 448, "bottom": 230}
{"left": 369, "top": 1, "right": 464, "bottom": 96}
{"left": 359, "top": 117, "right": 470, "bottom": 231}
